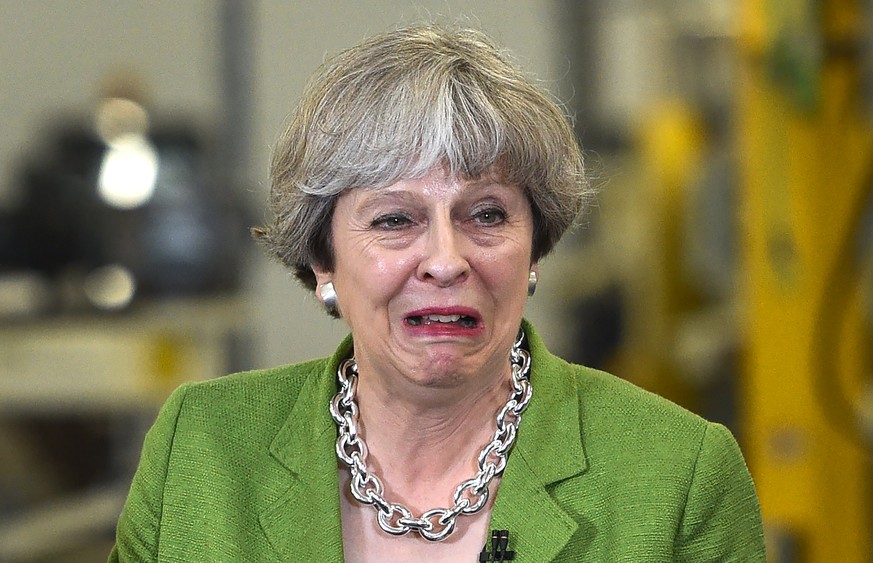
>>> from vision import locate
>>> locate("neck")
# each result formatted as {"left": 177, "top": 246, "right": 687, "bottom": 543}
{"left": 343, "top": 360, "right": 511, "bottom": 512}
{"left": 357, "top": 361, "right": 509, "bottom": 465}
{"left": 332, "top": 336, "right": 533, "bottom": 539}
{"left": 332, "top": 328, "right": 531, "bottom": 512}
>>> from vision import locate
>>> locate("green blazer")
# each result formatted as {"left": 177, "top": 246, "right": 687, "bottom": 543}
{"left": 110, "top": 321, "right": 765, "bottom": 561}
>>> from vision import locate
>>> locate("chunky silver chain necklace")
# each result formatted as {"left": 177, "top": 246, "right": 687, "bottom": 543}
{"left": 329, "top": 330, "right": 532, "bottom": 542}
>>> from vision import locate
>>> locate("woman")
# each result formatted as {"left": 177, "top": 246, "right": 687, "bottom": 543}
{"left": 110, "top": 24, "right": 765, "bottom": 561}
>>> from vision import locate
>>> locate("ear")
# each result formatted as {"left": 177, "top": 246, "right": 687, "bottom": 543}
{"left": 530, "top": 262, "right": 539, "bottom": 276}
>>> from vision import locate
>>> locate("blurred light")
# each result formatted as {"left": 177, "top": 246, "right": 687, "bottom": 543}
{"left": 83, "top": 264, "right": 136, "bottom": 310}
{"left": 0, "top": 272, "right": 51, "bottom": 318}
{"left": 95, "top": 96, "right": 159, "bottom": 210}
{"left": 95, "top": 97, "right": 149, "bottom": 141}
{"left": 97, "top": 134, "right": 159, "bottom": 209}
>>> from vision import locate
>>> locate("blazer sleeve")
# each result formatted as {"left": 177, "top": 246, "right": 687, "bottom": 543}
{"left": 108, "top": 383, "right": 191, "bottom": 562}
{"left": 673, "top": 422, "right": 766, "bottom": 562}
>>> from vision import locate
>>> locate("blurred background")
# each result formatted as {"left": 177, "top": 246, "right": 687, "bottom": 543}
{"left": 0, "top": 0, "right": 870, "bottom": 561}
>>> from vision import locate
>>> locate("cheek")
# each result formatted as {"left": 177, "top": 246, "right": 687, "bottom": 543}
{"left": 479, "top": 254, "right": 528, "bottom": 296}
{"left": 496, "top": 251, "right": 534, "bottom": 303}
{"left": 486, "top": 235, "right": 532, "bottom": 274}
{"left": 355, "top": 249, "right": 420, "bottom": 297}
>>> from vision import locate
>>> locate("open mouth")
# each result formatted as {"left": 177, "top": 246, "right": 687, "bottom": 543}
{"left": 406, "top": 314, "right": 479, "bottom": 329}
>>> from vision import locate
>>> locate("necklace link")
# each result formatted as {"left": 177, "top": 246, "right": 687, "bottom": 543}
{"left": 331, "top": 329, "right": 532, "bottom": 542}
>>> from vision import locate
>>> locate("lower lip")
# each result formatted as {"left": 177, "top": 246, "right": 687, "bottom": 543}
{"left": 403, "top": 319, "right": 484, "bottom": 337}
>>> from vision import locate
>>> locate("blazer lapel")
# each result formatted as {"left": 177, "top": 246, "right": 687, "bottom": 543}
{"left": 259, "top": 338, "right": 354, "bottom": 561}
{"left": 488, "top": 321, "right": 590, "bottom": 561}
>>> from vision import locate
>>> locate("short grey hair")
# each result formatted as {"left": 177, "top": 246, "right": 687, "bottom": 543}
{"left": 255, "top": 24, "right": 592, "bottom": 290}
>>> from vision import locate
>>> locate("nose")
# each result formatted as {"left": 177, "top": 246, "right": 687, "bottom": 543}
{"left": 416, "top": 216, "right": 470, "bottom": 287}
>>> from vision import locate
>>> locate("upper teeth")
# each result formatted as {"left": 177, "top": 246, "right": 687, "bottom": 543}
{"left": 424, "top": 314, "right": 461, "bottom": 323}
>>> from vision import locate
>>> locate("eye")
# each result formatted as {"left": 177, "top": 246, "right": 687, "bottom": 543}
{"left": 371, "top": 213, "right": 413, "bottom": 229}
{"left": 472, "top": 207, "right": 506, "bottom": 225}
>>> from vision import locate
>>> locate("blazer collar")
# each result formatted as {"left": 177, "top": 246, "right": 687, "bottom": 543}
{"left": 259, "top": 336, "right": 353, "bottom": 561}
{"left": 488, "top": 319, "right": 590, "bottom": 560}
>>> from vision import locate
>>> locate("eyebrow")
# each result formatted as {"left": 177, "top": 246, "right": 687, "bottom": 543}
{"left": 352, "top": 178, "right": 517, "bottom": 215}
{"left": 353, "top": 189, "right": 421, "bottom": 215}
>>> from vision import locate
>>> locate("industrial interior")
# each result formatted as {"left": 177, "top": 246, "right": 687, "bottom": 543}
{"left": 0, "top": 1, "right": 871, "bottom": 561}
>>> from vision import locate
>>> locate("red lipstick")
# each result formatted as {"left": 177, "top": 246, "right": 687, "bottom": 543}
{"left": 403, "top": 307, "right": 483, "bottom": 337}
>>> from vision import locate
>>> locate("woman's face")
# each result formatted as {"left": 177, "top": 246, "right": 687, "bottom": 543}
{"left": 313, "top": 168, "right": 536, "bottom": 391}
